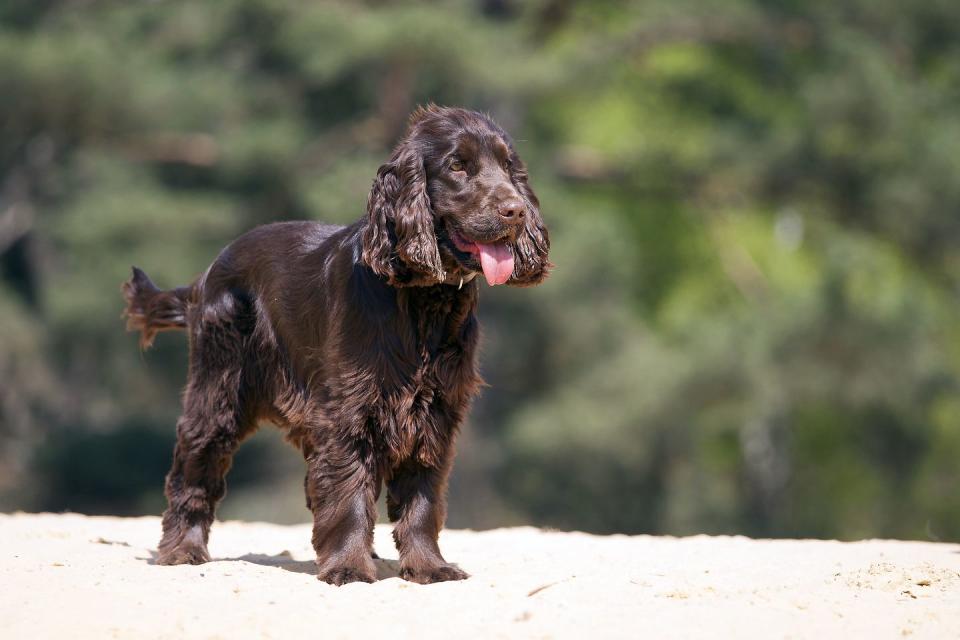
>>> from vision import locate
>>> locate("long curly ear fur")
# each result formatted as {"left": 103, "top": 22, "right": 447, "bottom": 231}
{"left": 509, "top": 160, "right": 552, "bottom": 286}
{"left": 361, "top": 143, "right": 445, "bottom": 286}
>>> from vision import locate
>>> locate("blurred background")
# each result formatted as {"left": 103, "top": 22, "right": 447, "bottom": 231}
{"left": 1, "top": 0, "right": 959, "bottom": 541}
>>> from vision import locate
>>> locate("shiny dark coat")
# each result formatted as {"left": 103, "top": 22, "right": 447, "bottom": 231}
{"left": 121, "top": 106, "right": 550, "bottom": 585}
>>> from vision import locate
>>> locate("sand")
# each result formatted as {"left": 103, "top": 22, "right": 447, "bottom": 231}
{"left": 1, "top": 513, "right": 958, "bottom": 639}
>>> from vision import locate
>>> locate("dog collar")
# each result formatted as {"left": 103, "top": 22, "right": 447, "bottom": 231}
{"left": 449, "top": 272, "right": 477, "bottom": 289}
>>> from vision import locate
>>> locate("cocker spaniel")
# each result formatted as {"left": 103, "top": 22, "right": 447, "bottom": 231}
{"left": 122, "top": 105, "right": 550, "bottom": 585}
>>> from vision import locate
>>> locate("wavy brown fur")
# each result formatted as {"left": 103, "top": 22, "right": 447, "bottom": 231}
{"left": 121, "top": 267, "right": 192, "bottom": 348}
{"left": 121, "top": 106, "right": 550, "bottom": 585}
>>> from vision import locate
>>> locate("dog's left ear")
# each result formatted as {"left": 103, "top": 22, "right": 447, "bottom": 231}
{"left": 361, "top": 144, "right": 445, "bottom": 285}
{"left": 509, "top": 160, "right": 552, "bottom": 286}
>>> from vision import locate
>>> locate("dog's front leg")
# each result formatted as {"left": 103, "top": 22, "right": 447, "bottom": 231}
{"left": 387, "top": 458, "right": 469, "bottom": 584}
{"left": 306, "top": 438, "right": 379, "bottom": 585}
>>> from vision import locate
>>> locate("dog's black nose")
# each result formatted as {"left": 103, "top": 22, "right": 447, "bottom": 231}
{"left": 497, "top": 199, "right": 526, "bottom": 225}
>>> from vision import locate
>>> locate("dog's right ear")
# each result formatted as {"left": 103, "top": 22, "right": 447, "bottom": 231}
{"left": 361, "top": 144, "right": 445, "bottom": 285}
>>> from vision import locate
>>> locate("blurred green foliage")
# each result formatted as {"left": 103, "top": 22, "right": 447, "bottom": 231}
{"left": 1, "top": 0, "right": 958, "bottom": 540}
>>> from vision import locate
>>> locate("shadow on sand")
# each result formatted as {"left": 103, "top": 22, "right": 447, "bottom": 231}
{"left": 139, "top": 548, "right": 401, "bottom": 579}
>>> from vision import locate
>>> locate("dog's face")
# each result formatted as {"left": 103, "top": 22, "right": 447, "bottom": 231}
{"left": 361, "top": 105, "right": 550, "bottom": 287}
{"left": 422, "top": 118, "right": 536, "bottom": 286}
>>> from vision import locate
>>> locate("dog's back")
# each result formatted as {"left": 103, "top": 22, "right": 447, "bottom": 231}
{"left": 121, "top": 221, "right": 346, "bottom": 349}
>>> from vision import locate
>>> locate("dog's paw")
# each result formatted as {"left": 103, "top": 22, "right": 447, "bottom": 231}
{"left": 317, "top": 565, "right": 376, "bottom": 586}
{"left": 157, "top": 524, "right": 210, "bottom": 565}
{"left": 400, "top": 562, "right": 469, "bottom": 584}
{"left": 156, "top": 543, "right": 211, "bottom": 566}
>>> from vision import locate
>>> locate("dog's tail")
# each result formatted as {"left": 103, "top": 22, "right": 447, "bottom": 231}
{"left": 121, "top": 266, "right": 193, "bottom": 348}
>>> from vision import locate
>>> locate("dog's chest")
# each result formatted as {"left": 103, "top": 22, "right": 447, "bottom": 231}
{"left": 374, "top": 338, "right": 466, "bottom": 466}
{"left": 372, "top": 289, "right": 479, "bottom": 467}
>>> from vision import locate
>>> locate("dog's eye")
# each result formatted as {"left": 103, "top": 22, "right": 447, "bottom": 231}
{"left": 504, "top": 157, "right": 514, "bottom": 170}
{"left": 450, "top": 159, "right": 465, "bottom": 172}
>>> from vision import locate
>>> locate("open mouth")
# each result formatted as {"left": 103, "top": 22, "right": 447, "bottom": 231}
{"left": 446, "top": 227, "right": 515, "bottom": 286}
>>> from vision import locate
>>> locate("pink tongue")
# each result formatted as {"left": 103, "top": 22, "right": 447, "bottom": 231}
{"left": 476, "top": 242, "right": 514, "bottom": 286}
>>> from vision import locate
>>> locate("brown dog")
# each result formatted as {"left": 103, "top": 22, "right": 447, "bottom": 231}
{"left": 122, "top": 105, "right": 550, "bottom": 585}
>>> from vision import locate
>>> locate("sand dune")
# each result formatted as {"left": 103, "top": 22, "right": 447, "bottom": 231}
{"left": 1, "top": 513, "right": 958, "bottom": 639}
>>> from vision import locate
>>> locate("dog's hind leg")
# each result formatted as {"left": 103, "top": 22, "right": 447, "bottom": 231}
{"left": 156, "top": 296, "right": 256, "bottom": 565}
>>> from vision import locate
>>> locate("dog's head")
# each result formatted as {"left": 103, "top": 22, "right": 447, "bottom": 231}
{"left": 361, "top": 105, "right": 551, "bottom": 288}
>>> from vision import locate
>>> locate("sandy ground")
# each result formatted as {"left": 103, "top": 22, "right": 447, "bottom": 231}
{"left": 1, "top": 513, "right": 958, "bottom": 639}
